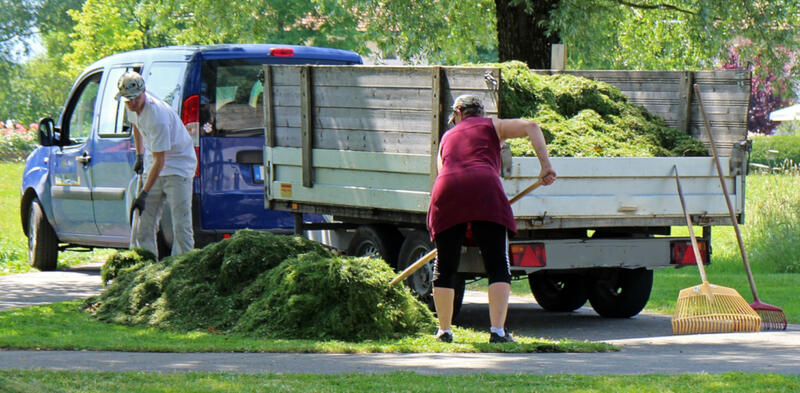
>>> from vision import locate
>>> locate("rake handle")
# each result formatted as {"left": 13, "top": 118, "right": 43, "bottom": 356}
{"left": 673, "top": 166, "right": 709, "bottom": 284}
{"left": 694, "top": 84, "right": 760, "bottom": 302}
{"left": 389, "top": 180, "right": 543, "bottom": 285}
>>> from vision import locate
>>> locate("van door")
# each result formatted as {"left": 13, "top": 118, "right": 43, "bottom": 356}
{"left": 90, "top": 66, "right": 139, "bottom": 240}
{"left": 50, "top": 72, "right": 102, "bottom": 238}
{"left": 198, "top": 60, "right": 295, "bottom": 231}
{"left": 91, "top": 62, "right": 186, "bottom": 241}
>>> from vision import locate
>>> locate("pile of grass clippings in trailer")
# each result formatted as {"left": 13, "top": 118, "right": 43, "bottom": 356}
{"left": 496, "top": 62, "right": 708, "bottom": 157}
{"left": 84, "top": 230, "right": 435, "bottom": 341}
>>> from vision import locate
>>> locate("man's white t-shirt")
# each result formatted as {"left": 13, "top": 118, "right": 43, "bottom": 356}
{"left": 128, "top": 92, "right": 197, "bottom": 178}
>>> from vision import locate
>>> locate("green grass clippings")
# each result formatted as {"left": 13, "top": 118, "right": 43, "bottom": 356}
{"left": 85, "top": 229, "right": 435, "bottom": 342}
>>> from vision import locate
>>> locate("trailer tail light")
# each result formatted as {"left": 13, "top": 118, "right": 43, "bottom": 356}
{"left": 181, "top": 94, "right": 201, "bottom": 177}
{"left": 671, "top": 240, "right": 709, "bottom": 266}
{"left": 509, "top": 243, "right": 546, "bottom": 267}
{"left": 270, "top": 48, "right": 295, "bottom": 57}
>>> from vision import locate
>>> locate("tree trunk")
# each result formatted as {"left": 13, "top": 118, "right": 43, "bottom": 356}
{"left": 495, "top": 0, "right": 561, "bottom": 69}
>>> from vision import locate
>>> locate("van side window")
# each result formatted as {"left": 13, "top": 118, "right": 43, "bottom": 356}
{"left": 97, "top": 67, "right": 128, "bottom": 137}
{"left": 147, "top": 62, "right": 187, "bottom": 110}
{"left": 64, "top": 72, "right": 102, "bottom": 144}
{"left": 200, "top": 60, "right": 264, "bottom": 137}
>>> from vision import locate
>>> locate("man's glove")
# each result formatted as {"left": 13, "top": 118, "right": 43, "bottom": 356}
{"left": 133, "top": 190, "right": 148, "bottom": 213}
{"left": 133, "top": 154, "right": 143, "bottom": 174}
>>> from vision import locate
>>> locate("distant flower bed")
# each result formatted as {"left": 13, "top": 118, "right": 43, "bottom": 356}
{"left": 0, "top": 121, "right": 38, "bottom": 162}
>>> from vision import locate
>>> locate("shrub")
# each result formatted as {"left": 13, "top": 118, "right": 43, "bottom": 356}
{"left": 749, "top": 133, "right": 800, "bottom": 170}
{"left": 0, "top": 123, "right": 38, "bottom": 162}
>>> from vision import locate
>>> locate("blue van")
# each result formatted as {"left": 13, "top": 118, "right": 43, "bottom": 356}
{"left": 21, "top": 44, "right": 362, "bottom": 270}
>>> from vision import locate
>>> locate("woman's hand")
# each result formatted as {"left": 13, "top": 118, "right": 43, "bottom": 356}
{"left": 539, "top": 164, "right": 557, "bottom": 186}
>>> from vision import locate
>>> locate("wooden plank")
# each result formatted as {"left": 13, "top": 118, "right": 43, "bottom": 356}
{"left": 315, "top": 129, "right": 433, "bottom": 154}
{"left": 270, "top": 66, "right": 302, "bottom": 86}
{"left": 677, "top": 71, "right": 694, "bottom": 133}
{"left": 300, "top": 66, "right": 313, "bottom": 187}
{"left": 310, "top": 66, "right": 434, "bottom": 88}
{"left": 442, "top": 67, "right": 503, "bottom": 90}
{"left": 268, "top": 180, "right": 430, "bottom": 212}
{"left": 274, "top": 106, "right": 433, "bottom": 133}
{"left": 312, "top": 85, "right": 433, "bottom": 110}
{"left": 263, "top": 65, "right": 276, "bottom": 147}
{"left": 270, "top": 147, "right": 430, "bottom": 174}
{"left": 276, "top": 166, "right": 431, "bottom": 193}
{"left": 430, "top": 66, "right": 444, "bottom": 185}
{"left": 551, "top": 44, "right": 567, "bottom": 71}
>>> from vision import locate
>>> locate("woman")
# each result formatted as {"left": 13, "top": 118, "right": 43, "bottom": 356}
{"left": 427, "top": 95, "right": 557, "bottom": 343}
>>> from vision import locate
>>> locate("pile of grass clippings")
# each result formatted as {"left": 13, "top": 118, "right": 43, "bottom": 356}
{"left": 496, "top": 61, "right": 708, "bottom": 157}
{"left": 84, "top": 230, "right": 434, "bottom": 341}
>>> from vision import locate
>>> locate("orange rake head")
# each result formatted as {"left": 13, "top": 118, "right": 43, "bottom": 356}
{"left": 672, "top": 283, "right": 761, "bottom": 335}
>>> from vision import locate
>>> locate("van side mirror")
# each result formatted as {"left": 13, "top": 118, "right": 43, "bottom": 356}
{"left": 38, "top": 117, "right": 58, "bottom": 146}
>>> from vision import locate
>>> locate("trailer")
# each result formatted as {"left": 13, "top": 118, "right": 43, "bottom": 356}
{"left": 260, "top": 64, "right": 751, "bottom": 318}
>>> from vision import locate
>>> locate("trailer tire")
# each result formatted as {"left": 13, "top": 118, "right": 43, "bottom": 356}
{"left": 396, "top": 231, "right": 465, "bottom": 318}
{"left": 529, "top": 271, "right": 588, "bottom": 312}
{"left": 587, "top": 268, "right": 653, "bottom": 318}
{"left": 346, "top": 225, "right": 403, "bottom": 268}
{"left": 27, "top": 198, "right": 58, "bottom": 271}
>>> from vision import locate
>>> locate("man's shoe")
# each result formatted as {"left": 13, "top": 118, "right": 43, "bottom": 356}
{"left": 436, "top": 331, "right": 453, "bottom": 343}
{"left": 489, "top": 331, "right": 516, "bottom": 343}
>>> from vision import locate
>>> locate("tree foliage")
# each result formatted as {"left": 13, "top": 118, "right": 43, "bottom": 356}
{"left": 2, "top": 0, "right": 798, "bottom": 129}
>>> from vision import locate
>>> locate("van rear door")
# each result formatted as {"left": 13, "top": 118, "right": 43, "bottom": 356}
{"left": 197, "top": 59, "right": 295, "bottom": 232}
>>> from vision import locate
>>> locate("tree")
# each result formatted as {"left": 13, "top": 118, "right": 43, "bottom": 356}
{"left": 0, "top": 0, "right": 84, "bottom": 123}
{"left": 495, "top": 0, "right": 558, "bottom": 69}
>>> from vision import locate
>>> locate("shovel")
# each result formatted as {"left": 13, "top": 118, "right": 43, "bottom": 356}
{"left": 390, "top": 180, "right": 542, "bottom": 285}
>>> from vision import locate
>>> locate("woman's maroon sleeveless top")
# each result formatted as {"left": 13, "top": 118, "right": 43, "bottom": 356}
{"left": 427, "top": 117, "right": 515, "bottom": 240}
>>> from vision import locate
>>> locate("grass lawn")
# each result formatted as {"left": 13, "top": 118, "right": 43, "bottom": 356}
{"left": 0, "top": 162, "right": 113, "bottom": 275}
{"left": 0, "top": 301, "right": 614, "bottom": 354}
{"left": 1, "top": 370, "right": 798, "bottom": 393}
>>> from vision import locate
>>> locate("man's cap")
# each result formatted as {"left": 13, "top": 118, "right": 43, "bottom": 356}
{"left": 448, "top": 94, "right": 484, "bottom": 125}
{"left": 115, "top": 71, "right": 145, "bottom": 101}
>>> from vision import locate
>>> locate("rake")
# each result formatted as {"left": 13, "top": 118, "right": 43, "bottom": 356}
{"left": 694, "top": 84, "right": 787, "bottom": 330}
{"left": 671, "top": 166, "right": 761, "bottom": 335}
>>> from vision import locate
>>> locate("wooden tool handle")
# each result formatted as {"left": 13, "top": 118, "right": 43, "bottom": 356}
{"left": 389, "top": 249, "right": 437, "bottom": 285}
{"left": 673, "top": 166, "right": 709, "bottom": 284}
{"left": 694, "top": 84, "right": 760, "bottom": 301}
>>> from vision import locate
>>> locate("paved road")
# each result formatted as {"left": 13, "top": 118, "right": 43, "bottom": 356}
{"left": 1, "top": 264, "right": 799, "bottom": 375}
{"left": 0, "top": 262, "right": 104, "bottom": 311}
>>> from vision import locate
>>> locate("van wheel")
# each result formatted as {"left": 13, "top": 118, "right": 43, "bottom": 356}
{"left": 529, "top": 271, "right": 588, "bottom": 312}
{"left": 27, "top": 198, "right": 58, "bottom": 271}
{"left": 346, "top": 225, "right": 403, "bottom": 268}
{"left": 587, "top": 268, "right": 653, "bottom": 318}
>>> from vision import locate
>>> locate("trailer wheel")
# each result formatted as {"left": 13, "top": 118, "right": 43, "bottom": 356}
{"left": 27, "top": 198, "right": 58, "bottom": 271}
{"left": 587, "top": 268, "right": 653, "bottom": 318}
{"left": 396, "top": 231, "right": 465, "bottom": 318}
{"left": 528, "top": 271, "right": 588, "bottom": 312}
{"left": 346, "top": 225, "right": 403, "bottom": 268}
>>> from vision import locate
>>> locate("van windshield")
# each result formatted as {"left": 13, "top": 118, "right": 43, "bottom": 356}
{"left": 200, "top": 60, "right": 265, "bottom": 137}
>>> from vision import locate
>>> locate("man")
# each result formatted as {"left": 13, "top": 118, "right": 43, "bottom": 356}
{"left": 427, "top": 95, "right": 556, "bottom": 343}
{"left": 116, "top": 71, "right": 197, "bottom": 257}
